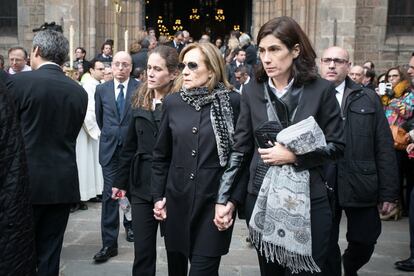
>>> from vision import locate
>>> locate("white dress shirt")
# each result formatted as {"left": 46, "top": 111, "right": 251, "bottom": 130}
{"left": 268, "top": 78, "right": 294, "bottom": 98}
{"left": 114, "top": 78, "right": 130, "bottom": 99}
{"left": 335, "top": 80, "right": 346, "bottom": 107}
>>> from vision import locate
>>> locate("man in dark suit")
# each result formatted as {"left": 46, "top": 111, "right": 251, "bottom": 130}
{"left": 94, "top": 51, "right": 139, "bottom": 262}
{"left": 320, "top": 46, "right": 398, "bottom": 276}
{"left": 226, "top": 48, "right": 252, "bottom": 86}
{"left": 167, "top": 31, "right": 184, "bottom": 53}
{"left": 7, "top": 29, "right": 88, "bottom": 276}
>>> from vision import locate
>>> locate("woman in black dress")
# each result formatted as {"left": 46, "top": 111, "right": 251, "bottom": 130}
{"left": 151, "top": 42, "right": 240, "bottom": 276}
{"left": 112, "top": 45, "right": 179, "bottom": 276}
{"left": 214, "top": 16, "right": 345, "bottom": 275}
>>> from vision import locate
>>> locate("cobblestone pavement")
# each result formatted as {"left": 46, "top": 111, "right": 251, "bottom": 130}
{"left": 60, "top": 202, "right": 410, "bottom": 276}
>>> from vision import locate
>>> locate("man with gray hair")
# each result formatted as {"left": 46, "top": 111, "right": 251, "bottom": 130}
{"left": 239, "top": 33, "right": 257, "bottom": 66}
{"left": 7, "top": 29, "right": 88, "bottom": 276}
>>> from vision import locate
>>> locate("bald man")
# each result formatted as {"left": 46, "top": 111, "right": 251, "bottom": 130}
{"left": 348, "top": 65, "right": 364, "bottom": 85}
{"left": 94, "top": 51, "right": 139, "bottom": 262}
{"left": 320, "top": 46, "right": 398, "bottom": 276}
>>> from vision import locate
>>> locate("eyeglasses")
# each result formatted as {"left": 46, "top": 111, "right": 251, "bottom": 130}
{"left": 113, "top": 62, "right": 130, "bottom": 68}
{"left": 387, "top": 74, "right": 400, "bottom": 78}
{"left": 321, "top": 58, "right": 349, "bottom": 65}
{"left": 178, "top": 62, "right": 198, "bottom": 71}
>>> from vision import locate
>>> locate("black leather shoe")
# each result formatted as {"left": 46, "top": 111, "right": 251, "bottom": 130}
{"left": 93, "top": 246, "right": 118, "bottom": 263}
{"left": 70, "top": 203, "right": 79, "bottom": 213}
{"left": 395, "top": 257, "right": 414, "bottom": 271}
{"left": 79, "top": 201, "right": 88, "bottom": 210}
{"left": 125, "top": 227, "right": 134, "bottom": 242}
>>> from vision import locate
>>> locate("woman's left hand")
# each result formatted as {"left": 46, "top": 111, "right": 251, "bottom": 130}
{"left": 258, "top": 142, "right": 297, "bottom": 165}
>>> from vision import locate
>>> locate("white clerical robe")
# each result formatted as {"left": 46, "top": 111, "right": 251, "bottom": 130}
{"left": 76, "top": 78, "right": 104, "bottom": 200}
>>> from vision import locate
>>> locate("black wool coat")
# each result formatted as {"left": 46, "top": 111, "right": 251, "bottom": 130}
{"left": 0, "top": 81, "right": 35, "bottom": 275}
{"left": 232, "top": 78, "right": 345, "bottom": 199}
{"left": 114, "top": 105, "right": 162, "bottom": 202}
{"left": 151, "top": 91, "right": 240, "bottom": 257}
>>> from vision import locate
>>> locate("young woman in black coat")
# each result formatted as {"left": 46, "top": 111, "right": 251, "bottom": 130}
{"left": 111, "top": 45, "right": 179, "bottom": 276}
{"left": 151, "top": 42, "right": 240, "bottom": 276}
{"left": 214, "top": 17, "right": 345, "bottom": 275}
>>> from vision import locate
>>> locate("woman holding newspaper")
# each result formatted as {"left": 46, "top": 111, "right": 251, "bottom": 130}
{"left": 214, "top": 16, "right": 345, "bottom": 275}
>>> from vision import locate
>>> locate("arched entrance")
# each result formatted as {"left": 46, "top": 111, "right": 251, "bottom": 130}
{"left": 145, "top": 0, "right": 252, "bottom": 40}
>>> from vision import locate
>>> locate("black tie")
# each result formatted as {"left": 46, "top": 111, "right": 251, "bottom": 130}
{"left": 117, "top": 84, "right": 125, "bottom": 116}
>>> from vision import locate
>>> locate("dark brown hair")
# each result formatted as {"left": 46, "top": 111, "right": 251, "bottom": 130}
{"left": 385, "top": 66, "right": 409, "bottom": 83}
{"left": 131, "top": 45, "right": 179, "bottom": 110}
{"left": 255, "top": 16, "right": 318, "bottom": 86}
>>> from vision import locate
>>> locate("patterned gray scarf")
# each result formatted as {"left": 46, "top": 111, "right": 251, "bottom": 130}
{"left": 180, "top": 82, "right": 235, "bottom": 167}
{"left": 249, "top": 116, "right": 326, "bottom": 273}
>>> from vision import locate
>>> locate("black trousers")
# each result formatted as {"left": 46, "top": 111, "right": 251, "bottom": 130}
{"left": 396, "top": 149, "right": 414, "bottom": 213}
{"left": 245, "top": 193, "right": 332, "bottom": 276}
{"left": 410, "top": 187, "right": 414, "bottom": 257}
{"left": 166, "top": 251, "right": 221, "bottom": 276}
{"left": 323, "top": 206, "right": 381, "bottom": 276}
{"left": 131, "top": 198, "right": 158, "bottom": 276}
{"left": 32, "top": 204, "right": 71, "bottom": 276}
{"left": 101, "top": 146, "right": 132, "bottom": 248}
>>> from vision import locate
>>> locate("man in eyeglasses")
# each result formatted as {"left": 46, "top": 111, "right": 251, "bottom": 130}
{"left": 320, "top": 46, "right": 398, "bottom": 276}
{"left": 93, "top": 51, "right": 139, "bottom": 263}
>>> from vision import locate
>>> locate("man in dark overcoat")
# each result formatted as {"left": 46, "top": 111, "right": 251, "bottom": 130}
{"left": 94, "top": 51, "right": 139, "bottom": 262}
{"left": 320, "top": 46, "right": 399, "bottom": 276}
{"left": 7, "top": 29, "right": 88, "bottom": 276}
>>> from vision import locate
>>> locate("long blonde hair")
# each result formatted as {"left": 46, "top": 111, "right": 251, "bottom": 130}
{"left": 173, "top": 42, "right": 232, "bottom": 92}
{"left": 131, "top": 45, "right": 179, "bottom": 110}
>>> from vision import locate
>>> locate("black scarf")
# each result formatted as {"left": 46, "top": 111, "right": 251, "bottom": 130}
{"left": 180, "top": 82, "right": 235, "bottom": 166}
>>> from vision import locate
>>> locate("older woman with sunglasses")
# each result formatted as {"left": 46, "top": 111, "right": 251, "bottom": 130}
{"left": 151, "top": 42, "right": 240, "bottom": 276}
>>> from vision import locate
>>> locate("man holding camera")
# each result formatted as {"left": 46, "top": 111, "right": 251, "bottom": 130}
{"left": 320, "top": 46, "right": 399, "bottom": 276}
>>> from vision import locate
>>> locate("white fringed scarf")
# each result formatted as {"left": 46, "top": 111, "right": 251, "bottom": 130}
{"left": 249, "top": 116, "right": 326, "bottom": 274}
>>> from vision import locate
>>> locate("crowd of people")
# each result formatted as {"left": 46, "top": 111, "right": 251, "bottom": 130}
{"left": 1, "top": 15, "right": 414, "bottom": 276}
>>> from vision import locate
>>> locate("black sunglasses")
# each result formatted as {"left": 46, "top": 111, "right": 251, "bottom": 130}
{"left": 178, "top": 62, "right": 198, "bottom": 71}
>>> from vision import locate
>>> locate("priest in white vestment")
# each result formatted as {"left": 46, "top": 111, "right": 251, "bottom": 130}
{"left": 76, "top": 60, "right": 106, "bottom": 207}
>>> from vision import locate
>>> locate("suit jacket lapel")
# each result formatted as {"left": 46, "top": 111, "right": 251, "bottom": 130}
{"left": 292, "top": 86, "right": 307, "bottom": 123}
{"left": 120, "top": 79, "right": 136, "bottom": 122}
{"left": 341, "top": 87, "right": 353, "bottom": 114}
{"left": 108, "top": 81, "right": 120, "bottom": 120}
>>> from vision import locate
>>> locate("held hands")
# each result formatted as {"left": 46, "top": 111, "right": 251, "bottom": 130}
{"left": 258, "top": 142, "right": 297, "bottom": 166}
{"left": 214, "top": 202, "right": 235, "bottom": 231}
{"left": 111, "top": 188, "right": 126, "bottom": 200}
{"left": 378, "top": 201, "right": 397, "bottom": 216}
{"left": 153, "top": 198, "right": 167, "bottom": 221}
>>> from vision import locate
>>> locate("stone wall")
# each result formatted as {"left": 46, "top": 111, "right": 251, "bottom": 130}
{"left": 354, "top": 0, "right": 413, "bottom": 74}
{"left": 0, "top": 0, "right": 144, "bottom": 61}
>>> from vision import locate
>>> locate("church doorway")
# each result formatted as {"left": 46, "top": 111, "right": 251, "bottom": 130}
{"left": 145, "top": 0, "right": 252, "bottom": 41}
